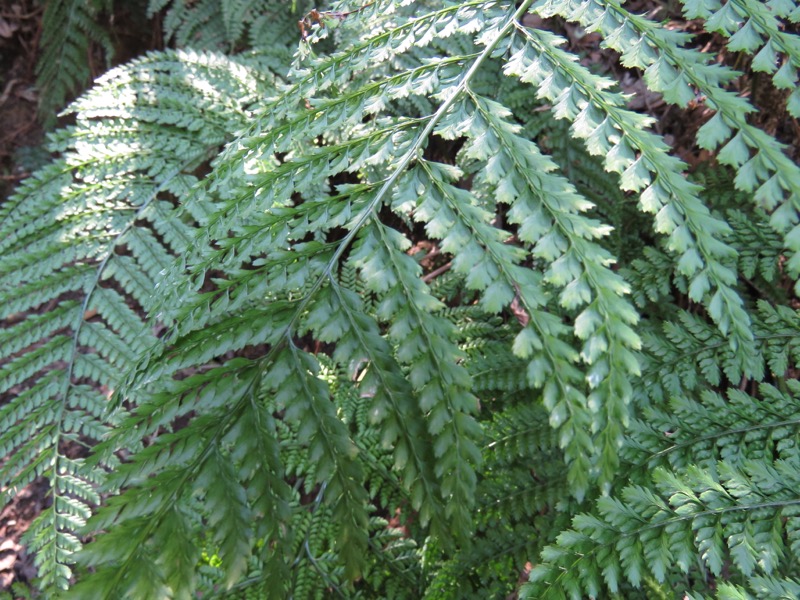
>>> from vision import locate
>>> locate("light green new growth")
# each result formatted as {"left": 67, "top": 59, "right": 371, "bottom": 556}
{"left": 2, "top": 0, "right": 799, "bottom": 598}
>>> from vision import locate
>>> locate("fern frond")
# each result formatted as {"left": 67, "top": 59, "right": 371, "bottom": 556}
{"left": 727, "top": 209, "right": 784, "bottom": 284}
{"left": 507, "top": 23, "right": 753, "bottom": 362}
{"left": 682, "top": 0, "right": 800, "bottom": 117}
{"left": 118, "top": 0, "right": 527, "bottom": 548}
{"left": 628, "top": 382, "right": 800, "bottom": 480}
{"left": 526, "top": 381, "right": 800, "bottom": 599}
{"left": 36, "top": 0, "right": 114, "bottom": 124}
{"left": 323, "top": 281, "right": 446, "bottom": 526}
{"left": 150, "top": 0, "right": 306, "bottom": 53}
{"left": 459, "top": 90, "right": 642, "bottom": 488}
{"left": 638, "top": 301, "right": 800, "bottom": 407}
{"left": 357, "top": 221, "right": 483, "bottom": 531}
{"left": 535, "top": 0, "right": 800, "bottom": 291}
{"left": 0, "top": 49, "right": 273, "bottom": 592}
{"left": 427, "top": 400, "right": 571, "bottom": 599}
{"left": 7, "top": 1, "right": 800, "bottom": 597}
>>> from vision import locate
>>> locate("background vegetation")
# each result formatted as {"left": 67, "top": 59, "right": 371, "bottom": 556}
{"left": 1, "top": 0, "right": 799, "bottom": 598}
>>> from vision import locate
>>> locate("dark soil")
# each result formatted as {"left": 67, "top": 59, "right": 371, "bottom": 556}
{"left": 0, "top": 1, "right": 43, "bottom": 200}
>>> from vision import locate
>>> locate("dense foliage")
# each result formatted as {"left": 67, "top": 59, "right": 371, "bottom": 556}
{"left": 2, "top": 0, "right": 800, "bottom": 597}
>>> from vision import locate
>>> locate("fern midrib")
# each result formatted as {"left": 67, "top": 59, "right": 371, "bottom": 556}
{"left": 478, "top": 477, "right": 565, "bottom": 513}
{"left": 252, "top": 0, "right": 534, "bottom": 352}
{"left": 485, "top": 422, "right": 553, "bottom": 453}
{"left": 630, "top": 415, "right": 800, "bottom": 472}
{"left": 44, "top": 164, "right": 196, "bottom": 585}
{"left": 308, "top": 51, "right": 481, "bottom": 115}
{"left": 458, "top": 536, "right": 540, "bottom": 572}
{"left": 539, "top": 496, "right": 800, "bottom": 593}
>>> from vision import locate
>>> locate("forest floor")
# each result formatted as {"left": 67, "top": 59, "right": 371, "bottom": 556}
{"left": 0, "top": 0, "right": 799, "bottom": 595}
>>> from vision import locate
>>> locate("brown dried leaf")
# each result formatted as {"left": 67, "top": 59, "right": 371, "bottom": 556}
{"left": 0, "top": 17, "right": 19, "bottom": 39}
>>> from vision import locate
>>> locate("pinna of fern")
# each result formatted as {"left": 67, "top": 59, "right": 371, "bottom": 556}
{"left": 148, "top": 0, "right": 308, "bottom": 56}
{"left": 537, "top": 0, "right": 800, "bottom": 292}
{"left": 1, "top": 0, "right": 800, "bottom": 598}
{"left": 36, "top": 0, "right": 115, "bottom": 125}
{"left": 524, "top": 198, "right": 800, "bottom": 597}
{"left": 0, "top": 49, "right": 277, "bottom": 591}
{"left": 523, "top": 382, "right": 800, "bottom": 600}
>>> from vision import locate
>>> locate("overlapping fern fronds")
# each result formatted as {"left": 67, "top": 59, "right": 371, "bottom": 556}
{"left": 2, "top": 0, "right": 800, "bottom": 597}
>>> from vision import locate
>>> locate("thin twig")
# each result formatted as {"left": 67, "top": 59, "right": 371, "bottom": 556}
{"left": 0, "top": 6, "right": 43, "bottom": 19}
{"left": 421, "top": 261, "right": 452, "bottom": 283}
{"left": 0, "top": 78, "right": 19, "bottom": 106}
